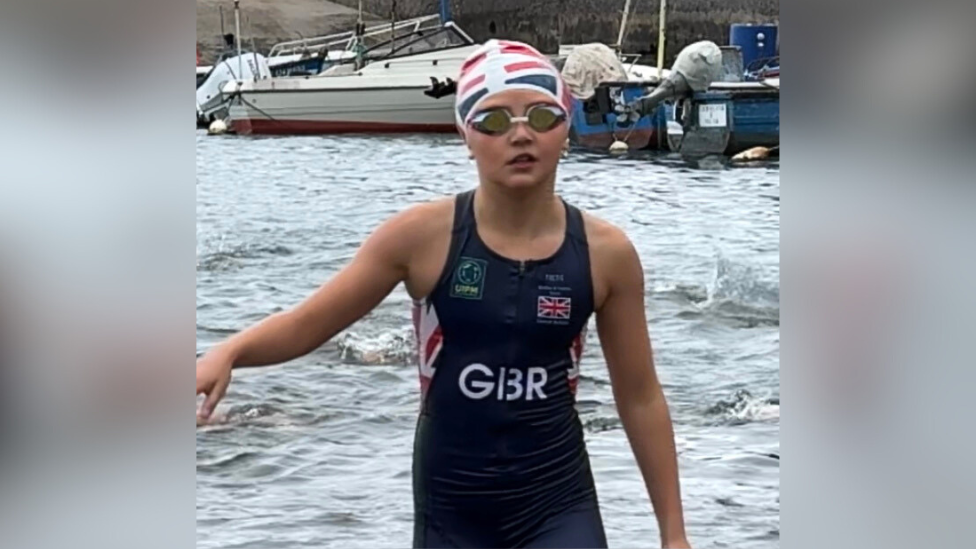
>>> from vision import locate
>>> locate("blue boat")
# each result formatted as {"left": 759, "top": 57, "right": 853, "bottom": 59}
{"left": 663, "top": 79, "right": 779, "bottom": 156}
{"left": 564, "top": 23, "right": 779, "bottom": 155}
{"left": 568, "top": 81, "right": 665, "bottom": 151}
{"left": 733, "top": 23, "right": 779, "bottom": 80}
{"left": 664, "top": 24, "right": 779, "bottom": 156}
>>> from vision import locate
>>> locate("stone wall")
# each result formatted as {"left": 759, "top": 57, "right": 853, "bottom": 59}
{"left": 334, "top": 0, "right": 779, "bottom": 64}
{"left": 197, "top": 0, "right": 387, "bottom": 64}
{"left": 197, "top": 1, "right": 778, "bottom": 66}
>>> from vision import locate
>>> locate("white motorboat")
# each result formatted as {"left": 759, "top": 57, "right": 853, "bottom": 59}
{"left": 224, "top": 21, "right": 478, "bottom": 135}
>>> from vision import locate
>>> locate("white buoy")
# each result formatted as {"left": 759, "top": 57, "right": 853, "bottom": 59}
{"left": 208, "top": 119, "right": 228, "bottom": 135}
{"left": 609, "top": 140, "right": 629, "bottom": 154}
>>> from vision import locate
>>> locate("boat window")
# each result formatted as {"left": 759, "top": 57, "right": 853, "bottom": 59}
{"left": 366, "top": 26, "right": 473, "bottom": 59}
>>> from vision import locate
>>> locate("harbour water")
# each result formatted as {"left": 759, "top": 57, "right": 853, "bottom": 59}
{"left": 196, "top": 132, "right": 780, "bottom": 548}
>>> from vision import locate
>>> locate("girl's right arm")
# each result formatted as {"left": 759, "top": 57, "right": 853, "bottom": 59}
{"left": 195, "top": 205, "right": 425, "bottom": 420}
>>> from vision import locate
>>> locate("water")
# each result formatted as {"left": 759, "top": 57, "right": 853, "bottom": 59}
{"left": 196, "top": 132, "right": 780, "bottom": 548}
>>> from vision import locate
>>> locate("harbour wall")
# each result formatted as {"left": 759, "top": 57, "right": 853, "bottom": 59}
{"left": 198, "top": 0, "right": 779, "bottom": 66}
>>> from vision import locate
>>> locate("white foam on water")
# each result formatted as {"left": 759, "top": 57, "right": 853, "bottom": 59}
{"left": 335, "top": 327, "right": 416, "bottom": 365}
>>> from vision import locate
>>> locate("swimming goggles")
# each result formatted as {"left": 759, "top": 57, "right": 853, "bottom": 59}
{"left": 468, "top": 104, "right": 568, "bottom": 136}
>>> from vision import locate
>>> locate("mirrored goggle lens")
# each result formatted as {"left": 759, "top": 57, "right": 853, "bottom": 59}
{"left": 526, "top": 105, "right": 564, "bottom": 131}
{"left": 477, "top": 110, "right": 512, "bottom": 134}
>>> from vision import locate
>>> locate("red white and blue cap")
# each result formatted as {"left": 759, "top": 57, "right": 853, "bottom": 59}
{"left": 455, "top": 39, "right": 573, "bottom": 135}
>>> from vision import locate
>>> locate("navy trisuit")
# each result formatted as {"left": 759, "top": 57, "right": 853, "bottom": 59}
{"left": 410, "top": 189, "right": 608, "bottom": 548}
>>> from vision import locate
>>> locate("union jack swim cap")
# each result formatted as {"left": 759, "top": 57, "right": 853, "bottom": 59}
{"left": 455, "top": 39, "right": 573, "bottom": 136}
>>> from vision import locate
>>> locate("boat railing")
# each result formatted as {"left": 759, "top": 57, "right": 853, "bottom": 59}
{"left": 745, "top": 55, "right": 780, "bottom": 79}
{"left": 304, "top": 19, "right": 474, "bottom": 74}
{"left": 267, "top": 14, "right": 443, "bottom": 58}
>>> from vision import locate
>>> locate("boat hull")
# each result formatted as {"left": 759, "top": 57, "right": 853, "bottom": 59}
{"left": 569, "top": 83, "right": 661, "bottom": 151}
{"left": 226, "top": 42, "right": 480, "bottom": 136}
{"left": 232, "top": 116, "right": 456, "bottom": 135}
{"left": 665, "top": 85, "right": 779, "bottom": 156}
{"left": 228, "top": 85, "right": 459, "bottom": 135}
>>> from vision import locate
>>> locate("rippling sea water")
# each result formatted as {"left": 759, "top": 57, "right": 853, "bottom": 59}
{"left": 196, "top": 131, "right": 780, "bottom": 549}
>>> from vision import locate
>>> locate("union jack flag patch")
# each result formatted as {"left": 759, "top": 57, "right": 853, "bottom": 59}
{"left": 538, "top": 296, "right": 571, "bottom": 320}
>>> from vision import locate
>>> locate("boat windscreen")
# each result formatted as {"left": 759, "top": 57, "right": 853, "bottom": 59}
{"left": 363, "top": 26, "right": 472, "bottom": 60}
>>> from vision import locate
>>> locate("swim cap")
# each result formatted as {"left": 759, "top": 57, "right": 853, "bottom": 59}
{"left": 455, "top": 39, "right": 573, "bottom": 136}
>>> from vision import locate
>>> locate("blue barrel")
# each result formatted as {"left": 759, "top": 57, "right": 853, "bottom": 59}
{"left": 729, "top": 24, "right": 778, "bottom": 68}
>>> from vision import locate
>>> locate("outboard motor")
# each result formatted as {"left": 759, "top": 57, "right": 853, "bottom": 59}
{"left": 196, "top": 52, "right": 271, "bottom": 127}
{"left": 630, "top": 40, "right": 723, "bottom": 115}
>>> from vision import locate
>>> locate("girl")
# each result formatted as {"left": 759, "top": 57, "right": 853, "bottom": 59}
{"left": 197, "top": 39, "right": 690, "bottom": 549}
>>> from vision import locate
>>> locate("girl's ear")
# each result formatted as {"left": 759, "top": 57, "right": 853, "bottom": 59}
{"left": 459, "top": 128, "right": 474, "bottom": 160}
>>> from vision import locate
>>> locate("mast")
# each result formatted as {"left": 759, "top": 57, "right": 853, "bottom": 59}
{"left": 616, "top": 0, "right": 632, "bottom": 51}
{"left": 234, "top": 0, "right": 242, "bottom": 80}
{"left": 390, "top": 0, "right": 396, "bottom": 55}
{"left": 354, "top": 0, "right": 365, "bottom": 69}
{"left": 656, "top": 0, "right": 667, "bottom": 78}
{"left": 439, "top": 0, "right": 452, "bottom": 24}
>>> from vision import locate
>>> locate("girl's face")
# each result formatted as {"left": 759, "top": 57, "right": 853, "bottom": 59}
{"left": 464, "top": 89, "right": 569, "bottom": 190}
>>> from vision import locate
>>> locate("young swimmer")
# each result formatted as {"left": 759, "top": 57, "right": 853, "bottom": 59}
{"left": 197, "top": 39, "right": 691, "bottom": 548}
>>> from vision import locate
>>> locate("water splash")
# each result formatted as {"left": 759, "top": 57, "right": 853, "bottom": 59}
{"left": 701, "top": 255, "right": 780, "bottom": 326}
{"left": 335, "top": 328, "right": 416, "bottom": 365}
{"left": 583, "top": 416, "right": 622, "bottom": 433}
{"left": 705, "top": 389, "right": 780, "bottom": 424}
{"left": 710, "top": 256, "right": 779, "bottom": 304}
{"left": 197, "top": 403, "right": 287, "bottom": 429}
{"left": 656, "top": 256, "right": 779, "bottom": 327}
{"left": 652, "top": 282, "right": 710, "bottom": 304}
{"left": 197, "top": 233, "right": 293, "bottom": 271}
